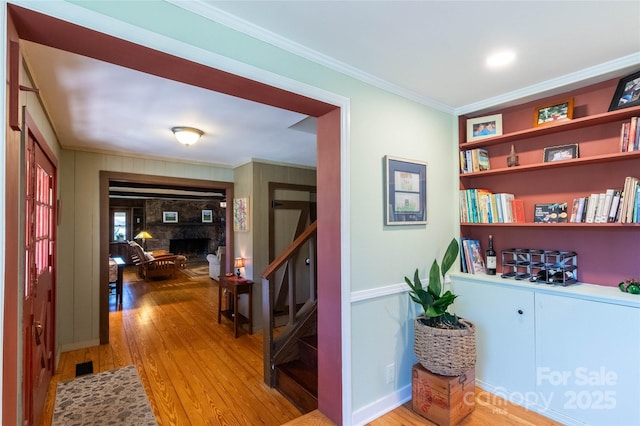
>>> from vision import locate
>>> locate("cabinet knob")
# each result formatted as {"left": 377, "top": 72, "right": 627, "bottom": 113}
{"left": 517, "top": 309, "right": 523, "bottom": 315}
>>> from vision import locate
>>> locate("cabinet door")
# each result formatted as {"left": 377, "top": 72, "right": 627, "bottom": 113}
{"left": 536, "top": 293, "right": 640, "bottom": 425}
{"left": 451, "top": 278, "right": 536, "bottom": 398}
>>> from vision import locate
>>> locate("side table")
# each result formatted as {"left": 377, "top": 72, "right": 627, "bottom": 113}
{"left": 217, "top": 275, "right": 254, "bottom": 337}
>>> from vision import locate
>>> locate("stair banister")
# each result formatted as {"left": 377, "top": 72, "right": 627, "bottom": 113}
{"left": 261, "top": 221, "right": 317, "bottom": 386}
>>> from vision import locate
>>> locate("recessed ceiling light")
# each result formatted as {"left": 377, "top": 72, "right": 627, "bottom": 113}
{"left": 486, "top": 50, "right": 516, "bottom": 68}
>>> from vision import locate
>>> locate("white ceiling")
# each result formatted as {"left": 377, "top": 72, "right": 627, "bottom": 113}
{"left": 20, "top": 1, "right": 640, "bottom": 168}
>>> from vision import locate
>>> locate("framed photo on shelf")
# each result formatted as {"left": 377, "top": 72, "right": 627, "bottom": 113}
{"left": 201, "top": 209, "right": 213, "bottom": 223}
{"left": 543, "top": 144, "right": 579, "bottom": 162}
{"left": 466, "top": 114, "right": 503, "bottom": 142}
{"left": 608, "top": 70, "right": 640, "bottom": 111}
{"left": 534, "top": 98, "right": 574, "bottom": 127}
{"left": 163, "top": 211, "right": 178, "bottom": 223}
{"left": 233, "top": 197, "right": 249, "bottom": 232}
{"left": 384, "top": 155, "right": 427, "bottom": 225}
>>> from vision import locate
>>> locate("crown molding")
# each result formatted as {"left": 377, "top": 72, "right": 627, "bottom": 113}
{"left": 167, "top": 0, "right": 455, "bottom": 114}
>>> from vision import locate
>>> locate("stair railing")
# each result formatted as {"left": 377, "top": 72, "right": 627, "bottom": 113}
{"left": 262, "top": 221, "right": 317, "bottom": 386}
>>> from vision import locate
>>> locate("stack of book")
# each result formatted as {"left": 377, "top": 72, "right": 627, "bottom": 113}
{"left": 569, "top": 177, "right": 640, "bottom": 223}
{"left": 460, "top": 238, "right": 486, "bottom": 274}
{"left": 460, "top": 148, "right": 489, "bottom": 174}
{"left": 460, "top": 189, "right": 523, "bottom": 223}
{"left": 620, "top": 117, "right": 640, "bottom": 152}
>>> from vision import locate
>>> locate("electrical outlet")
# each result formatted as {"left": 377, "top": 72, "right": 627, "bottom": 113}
{"left": 386, "top": 363, "right": 395, "bottom": 384}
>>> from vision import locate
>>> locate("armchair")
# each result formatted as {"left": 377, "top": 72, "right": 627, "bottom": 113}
{"left": 128, "top": 241, "right": 184, "bottom": 280}
{"left": 206, "top": 246, "right": 226, "bottom": 280}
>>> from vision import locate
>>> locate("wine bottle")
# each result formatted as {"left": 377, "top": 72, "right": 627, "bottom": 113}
{"left": 486, "top": 234, "right": 497, "bottom": 275}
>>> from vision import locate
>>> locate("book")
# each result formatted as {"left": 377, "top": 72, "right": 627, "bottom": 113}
{"left": 500, "top": 193, "right": 515, "bottom": 223}
{"left": 585, "top": 193, "right": 599, "bottom": 223}
{"left": 598, "top": 189, "right": 615, "bottom": 223}
{"left": 466, "top": 239, "right": 486, "bottom": 274}
{"left": 593, "top": 193, "right": 606, "bottom": 223}
{"left": 556, "top": 202, "right": 569, "bottom": 222}
{"left": 569, "top": 198, "right": 580, "bottom": 222}
{"left": 621, "top": 121, "right": 630, "bottom": 152}
{"left": 608, "top": 190, "right": 622, "bottom": 222}
{"left": 477, "top": 149, "right": 490, "bottom": 171}
{"left": 511, "top": 198, "right": 525, "bottom": 223}
{"left": 628, "top": 117, "right": 638, "bottom": 152}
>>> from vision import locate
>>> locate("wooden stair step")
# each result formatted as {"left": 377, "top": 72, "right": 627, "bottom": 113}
{"left": 298, "top": 334, "right": 318, "bottom": 369}
{"left": 275, "top": 360, "right": 318, "bottom": 413}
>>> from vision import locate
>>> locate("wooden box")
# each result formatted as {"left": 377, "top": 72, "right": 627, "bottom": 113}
{"left": 412, "top": 363, "right": 475, "bottom": 426}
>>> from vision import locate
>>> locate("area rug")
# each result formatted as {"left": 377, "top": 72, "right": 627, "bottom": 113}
{"left": 52, "top": 364, "right": 157, "bottom": 425}
{"left": 180, "top": 261, "right": 210, "bottom": 278}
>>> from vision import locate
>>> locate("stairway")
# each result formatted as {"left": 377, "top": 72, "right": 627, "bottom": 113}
{"left": 275, "top": 334, "right": 318, "bottom": 413}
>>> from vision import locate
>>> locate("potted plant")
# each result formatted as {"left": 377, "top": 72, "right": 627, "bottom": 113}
{"left": 405, "top": 238, "right": 476, "bottom": 376}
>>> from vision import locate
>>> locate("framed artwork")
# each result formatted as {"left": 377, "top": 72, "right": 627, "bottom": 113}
{"left": 384, "top": 156, "right": 427, "bottom": 225}
{"left": 543, "top": 144, "right": 579, "bottom": 162}
{"left": 534, "top": 98, "right": 574, "bottom": 127}
{"left": 466, "top": 114, "right": 503, "bottom": 142}
{"left": 233, "top": 197, "right": 249, "bottom": 232}
{"left": 202, "top": 209, "right": 213, "bottom": 223}
{"left": 608, "top": 70, "right": 640, "bottom": 111}
{"left": 163, "top": 211, "right": 178, "bottom": 223}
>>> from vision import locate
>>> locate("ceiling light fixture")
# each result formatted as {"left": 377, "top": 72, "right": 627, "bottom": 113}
{"left": 486, "top": 50, "right": 516, "bottom": 69}
{"left": 171, "top": 126, "right": 204, "bottom": 146}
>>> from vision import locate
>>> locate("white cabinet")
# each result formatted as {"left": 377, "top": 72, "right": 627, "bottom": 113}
{"left": 450, "top": 274, "right": 640, "bottom": 426}
{"left": 536, "top": 293, "right": 640, "bottom": 425}
{"left": 451, "top": 278, "right": 536, "bottom": 398}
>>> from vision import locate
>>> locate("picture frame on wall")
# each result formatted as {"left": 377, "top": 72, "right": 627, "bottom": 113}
{"left": 163, "top": 211, "right": 178, "bottom": 223}
{"left": 534, "top": 98, "right": 574, "bottom": 127}
{"left": 233, "top": 197, "right": 249, "bottom": 232}
{"left": 202, "top": 209, "right": 213, "bottom": 223}
{"left": 608, "top": 70, "right": 640, "bottom": 111}
{"left": 466, "top": 114, "right": 503, "bottom": 142}
{"left": 384, "top": 155, "right": 427, "bottom": 225}
{"left": 543, "top": 144, "right": 579, "bottom": 162}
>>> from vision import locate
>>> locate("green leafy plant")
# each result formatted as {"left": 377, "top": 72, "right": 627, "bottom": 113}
{"left": 405, "top": 238, "right": 462, "bottom": 328}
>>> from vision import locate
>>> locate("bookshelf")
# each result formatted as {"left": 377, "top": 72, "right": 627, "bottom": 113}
{"left": 458, "top": 77, "right": 640, "bottom": 286}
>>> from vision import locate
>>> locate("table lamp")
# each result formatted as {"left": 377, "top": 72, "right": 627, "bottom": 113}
{"left": 134, "top": 231, "right": 152, "bottom": 251}
{"left": 234, "top": 257, "right": 245, "bottom": 278}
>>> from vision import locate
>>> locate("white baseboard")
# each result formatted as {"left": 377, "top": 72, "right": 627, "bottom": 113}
{"left": 351, "top": 384, "right": 412, "bottom": 426}
{"left": 60, "top": 339, "right": 101, "bottom": 353}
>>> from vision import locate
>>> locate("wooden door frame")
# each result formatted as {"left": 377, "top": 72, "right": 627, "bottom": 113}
{"left": 99, "top": 172, "right": 234, "bottom": 343}
{"left": 6, "top": 4, "right": 345, "bottom": 424}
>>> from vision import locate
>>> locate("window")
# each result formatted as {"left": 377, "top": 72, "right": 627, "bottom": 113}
{"left": 113, "top": 211, "right": 127, "bottom": 241}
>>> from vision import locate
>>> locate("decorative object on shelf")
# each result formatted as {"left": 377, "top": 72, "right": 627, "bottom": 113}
{"left": 501, "top": 248, "right": 577, "bottom": 286}
{"left": 233, "top": 257, "right": 245, "bottom": 278}
{"left": 534, "top": 98, "right": 574, "bottom": 127}
{"left": 162, "top": 211, "right": 178, "bottom": 223}
{"left": 384, "top": 155, "right": 427, "bottom": 225}
{"left": 507, "top": 144, "right": 519, "bottom": 167}
{"left": 201, "top": 209, "right": 213, "bottom": 223}
{"left": 133, "top": 230, "right": 152, "bottom": 251}
{"left": 233, "top": 197, "right": 249, "bottom": 231}
{"left": 486, "top": 235, "right": 496, "bottom": 275}
{"left": 171, "top": 126, "right": 203, "bottom": 146}
{"left": 618, "top": 279, "right": 640, "bottom": 294}
{"left": 466, "top": 113, "right": 502, "bottom": 142}
{"left": 405, "top": 238, "right": 476, "bottom": 376}
{"left": 543, "top": 143, "right": 578, "bottom": 162}
{"left": 608, "top": 69, "right": 640, "bottom": 112}
{"left": 533, "top": 202, "right": 568, "bottom": 223}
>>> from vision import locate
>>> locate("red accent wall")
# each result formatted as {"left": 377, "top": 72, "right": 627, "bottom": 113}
{"left": 317, "top": 108, "right": 342, "bottom": 424}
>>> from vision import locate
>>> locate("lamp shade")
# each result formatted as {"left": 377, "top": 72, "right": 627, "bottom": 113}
{"left": 234, "top": 257, "right": 245, "bottom": 268}
{"left": 171, "top": 126, "right": 203, "bottom": 146}
{"left": 134, "top": 231, "right": 153, "bottom": 240}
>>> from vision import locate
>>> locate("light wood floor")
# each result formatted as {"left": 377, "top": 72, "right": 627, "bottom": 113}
{"left": 42, "top": 266, "right": 561, "bottom": 426}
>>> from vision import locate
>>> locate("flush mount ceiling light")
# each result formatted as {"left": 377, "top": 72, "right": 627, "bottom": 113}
{"left": 171, "top": 126, "right": 204, "bottom": 146}
{"left": 486, "top": 50, "right": 516, "bottom": 69}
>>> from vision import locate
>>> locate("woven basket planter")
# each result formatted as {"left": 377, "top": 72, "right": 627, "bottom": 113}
{"left": 414, "top": 315, "right": 476, "bottom": 376}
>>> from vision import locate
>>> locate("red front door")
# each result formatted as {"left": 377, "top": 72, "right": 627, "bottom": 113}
{"left": 22, "top": 124, "right": 56, "bottom": 425}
